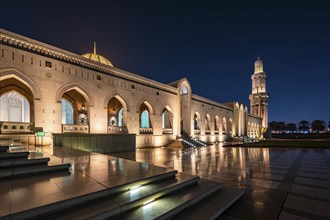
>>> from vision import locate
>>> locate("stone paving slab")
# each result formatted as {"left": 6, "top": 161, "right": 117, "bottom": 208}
{"left": 299, "top": 167, "right": 330, "bottom": 174}
{"left": 117, "top": 145, "right": 330, "bottom": 220}
{"left": 278, "top": 212, "right": 309, "bottom": 220}
{"left": 0, "top": 147, "right": 177, "bottom": 218}
{"left": 284, "top": 194, "right": 330, "bottom": 219}
{"left": 295, "top": 176, "right": 330, "bottom": 188}
{"left": 290, "top": 184, "right": 330, "bottom": 201}
{"left": 297, "top": 171, "right": 330, "bottom": 180}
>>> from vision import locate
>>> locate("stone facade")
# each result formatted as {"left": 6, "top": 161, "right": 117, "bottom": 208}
{"left": 249, "top": 58, "right": 269, "bottom": 128}
{"left": 0, "top": 29, "right": 263, "bottom": 147}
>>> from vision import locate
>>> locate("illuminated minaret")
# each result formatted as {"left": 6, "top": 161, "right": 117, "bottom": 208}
{"left": 249, "top": 57, "right": 269, "bottom": 128}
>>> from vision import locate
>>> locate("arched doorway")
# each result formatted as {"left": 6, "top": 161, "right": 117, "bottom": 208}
{"left": 222, "top": 117, "right": 227, "bottom": 134}
{"left": 214, "top": 116, "right": 220, "bottom": 134}
{"left": 107, "top": 97, "right": 127, "bottom": 133}
{"left": 179, "top": 79, "right": 191, "bottom": 136}
{"left": 205, "top": 114, "right": 211, "bottom": 134}
{"left": 0, "top": 77, "right": 34, "bottom": 133}
{"left": 162, "top": 106, "right": 173, "bottom": 134}
{"left": 61, "top": 89, "right": 89, "bottom": 133}
{"left": 193, "top": 112, "right": 200, "bottom": 134}
{"left": 139, "top": 102, "right": 153, "bottom": 134}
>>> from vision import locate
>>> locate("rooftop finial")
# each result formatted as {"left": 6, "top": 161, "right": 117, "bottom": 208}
{"left": 93, "top": 42, "right": 96, "bottom": 54}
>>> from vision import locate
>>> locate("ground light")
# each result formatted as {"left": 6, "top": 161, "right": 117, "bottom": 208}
{"left": 142, "top": 198, "right": 156, "bottom": 206}
{"left": 130, "top": 185, "right": 142, "bottom": 191}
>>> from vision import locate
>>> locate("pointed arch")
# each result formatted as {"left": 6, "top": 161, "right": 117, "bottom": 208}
{"left": 103, "top": 91, "right": 129, "bottom": 111}
{"left": 214, "top": 115, "right": 220, "bottom": 132}
{"left": 0, "top": 68, "right": 42, "bottom": 100}
{"left": 205, "top": 113, "right": 211, "bottom": 121}
{"left": 205, "top": 113, "right": 211, "bottom": 131}
{"left": 161, "top": 104, "right": 174, "bottom": 129}
{"left": 194, "top": 111, "right": 201, "bottom": 120}
{"left": 136, "top": 98, "right": 155, "bottom": 114}
{"left": 193, "top": 112, "right": 201, "bottom": 130}
{"left": 56, "top": 82, "right": 94, "bottom": 106}
{"left": 160, "top": 103, "right": 174, "bottom": 115}
{"left": 222, "top": 117, "right": 227, "bottom": 133}
{"left": 177, "top": 78, "right": 192, "bottom": 95}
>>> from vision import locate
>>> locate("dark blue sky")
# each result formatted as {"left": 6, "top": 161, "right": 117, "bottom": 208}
{"left": 1, "top": 0, "right": 329, "bottom": 124}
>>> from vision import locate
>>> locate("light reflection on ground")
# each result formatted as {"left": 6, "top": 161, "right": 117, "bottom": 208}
{"left": 113, "top": 144, "right": 273, "bottom": 186}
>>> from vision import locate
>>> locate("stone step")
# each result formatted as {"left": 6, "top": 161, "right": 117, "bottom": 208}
{"left": 2, "top": 170, "right": 178, "bottom": 220}
{"left": 0, "top": 145, "right": 9, "bottom": 152}
{"left": 114, "top": 178, "right": 222, "bottom": 220}
{"left": 43, "top": 173, "right": 199, "bottom": 219}
{"left": 0, "top": 163, "right": 71, "bottom": 179}
{"left": 0, "top": 151, "right": 30, "bottom": 159}
{"left": 172, "top": 186, "right": 245, "bottom": 220}
{"left": 0, "top": 157, "right": 50, "bottom": 168}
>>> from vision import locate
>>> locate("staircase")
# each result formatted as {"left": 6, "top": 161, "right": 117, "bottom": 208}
{"left": 233, "top": 136, "right": 258, "bottom": 144}
{"left": 1, "top": 148, "right": 244, "bottom": 220}
{"left": 5, "top": 171, "right": 243, "bottom": 220}
{"left": 179, "top": 136, "right": 210, "bottom": 149}
{"left": 0, "top": 147, "right": 71, "bottom": 179}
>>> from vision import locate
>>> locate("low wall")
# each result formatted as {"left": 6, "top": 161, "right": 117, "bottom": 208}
{"left": 53, "top": 133, "right": 136, "bottom": 153}
{"left": 136, "top": 134, "right": 177, "bottom": 148}
{"left": 0, "top": 134, "right": 52, "bottom": 145}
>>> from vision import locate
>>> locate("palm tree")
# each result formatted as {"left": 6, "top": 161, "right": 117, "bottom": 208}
{"left": 277, "top": 122, "right": 286, "bottom": 134}
{"left": 268, "top": 121, "right": 279, "bottom": 133}
{"left": 311, "top": 120, "right": 325, "bottom": 133}
{"left": 298, "top": 120, "right": 310, "bottom": 133}
{"left": 287, "top": 123, "right": 297, "bottom": 133}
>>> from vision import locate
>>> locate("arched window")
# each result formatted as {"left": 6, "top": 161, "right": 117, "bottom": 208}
{"left": 205, "top": 118, "right": 209, "bottom": 130}
{"left": 108, "top": 97, "right": 125, "bottom": 127}
{"left": 141, "top": 110, "right": 149, "bottom": 128}
{"left": 205, "top": 114, "right": 211, "bottom": 131}
{"left": 162, "top": 110, "right": 171, "bottom": 128}
{"left": 0, "top": 91, "right": 30, "bottom": 122}
{"left": 61, "top": 98, "right": 73, "bottom": 124}
{"left": 222, "top": 117, "right": 227, "bottom": 132}
{"left": 193, "top": 113, "right": 200, "bottom": 130}
{"left": 180, "top": 84, "right": 188, "bottom": 94}
{"left": 214, "top": 116, "right": 219, "bottom": 131}
{"left": 118, "top": 108, "right": 124, "bottom": 127}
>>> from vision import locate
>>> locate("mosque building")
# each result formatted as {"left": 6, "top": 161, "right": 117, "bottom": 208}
{"left": 0, "top": 28, "right": 266, "bottom": 147}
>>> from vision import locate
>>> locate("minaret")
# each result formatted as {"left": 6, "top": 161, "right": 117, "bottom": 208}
{"left": 249, "top": 57, "right": 269, "bottom": 128}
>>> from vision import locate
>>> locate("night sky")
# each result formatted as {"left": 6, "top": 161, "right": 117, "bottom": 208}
{"left": 1, "top": 0, "right": 329, "bottom": 124}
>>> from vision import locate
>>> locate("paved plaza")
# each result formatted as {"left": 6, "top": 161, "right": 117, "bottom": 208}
{"left": 2, "top": 143, "right": 329, "bottom": 219}
{"left": 111, "top": 144, "right": 330, "bottom": 220}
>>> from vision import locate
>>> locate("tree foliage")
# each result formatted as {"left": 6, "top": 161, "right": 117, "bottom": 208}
{"left": 287, "top": 123, "right": 297, "bottom": 132}
{"left": 298, "top": 120, "right": 310, "bottom": 132}
{"left": 268, "top": 119, "right": 328, "bottom": 133}
{"left": 311, "top": 120, "right": 325, "bottom": 133}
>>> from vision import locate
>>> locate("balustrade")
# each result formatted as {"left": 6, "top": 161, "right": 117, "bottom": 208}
{"left": 162, "top": 128, "right": 173, "bottom": 134}
{"left": 108, "top": 126, "right": 128, "bottom": 134}
{"left": 62, "top": 124, "right": 89, "bottom": 133}
{"left": 139, "top": 128, "right": 153, "bottom": 134}
{"left": 0, "top": 122, "right": 33, "bottom": 133}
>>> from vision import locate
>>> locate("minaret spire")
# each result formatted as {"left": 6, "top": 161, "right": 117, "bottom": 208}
{"left": 93, "top": 42, "right": 96, "bottom": 54}
{"left": 249, "top": 58, "right": 269, "bottom": 129}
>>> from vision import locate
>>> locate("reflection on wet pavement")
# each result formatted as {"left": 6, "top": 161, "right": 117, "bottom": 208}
{"left": 111, "top": 144, "right": 330, "bottom": 220}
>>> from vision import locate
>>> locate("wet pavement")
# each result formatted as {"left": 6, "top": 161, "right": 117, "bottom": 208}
{"left": 111, "top": 144, "right": 330, "bottom": 220}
